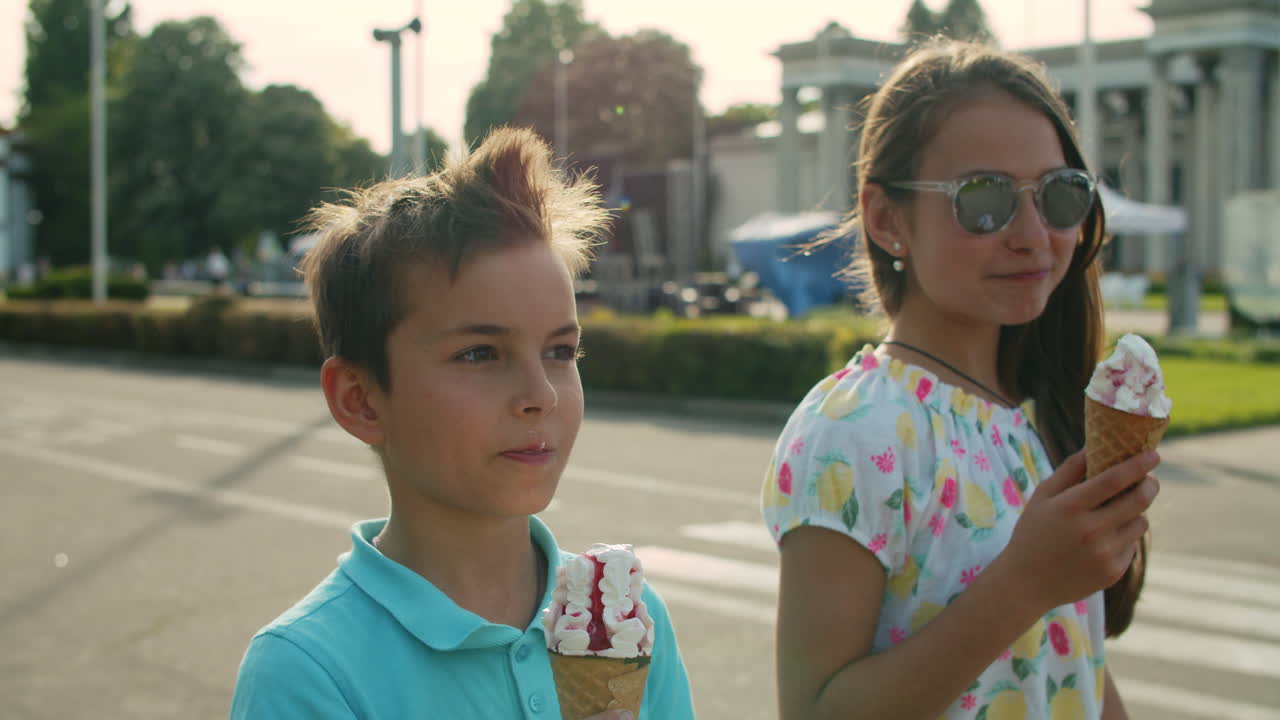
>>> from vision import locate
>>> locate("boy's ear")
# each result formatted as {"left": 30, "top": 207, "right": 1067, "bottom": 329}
{"left": 320, "top": 356, "right": 385, "bottom": 447}
{"left": 860, "top": 182, "right": 909, "bottom": 260}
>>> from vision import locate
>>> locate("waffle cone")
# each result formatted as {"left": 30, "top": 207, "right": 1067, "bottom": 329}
{"left": 547, "top": 652, "right": 650, "bottom": 720}
{"left": 1084, "top": 397, "right": 1170, "bottom": 479}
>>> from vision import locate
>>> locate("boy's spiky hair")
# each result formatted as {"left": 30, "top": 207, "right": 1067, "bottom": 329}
{"left": 300, "top": 126, "right": 610, "bottom": 390}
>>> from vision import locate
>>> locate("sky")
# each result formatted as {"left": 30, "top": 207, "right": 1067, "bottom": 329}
{"left": 0, "top": 1, "right": 1153, "bottom": 155}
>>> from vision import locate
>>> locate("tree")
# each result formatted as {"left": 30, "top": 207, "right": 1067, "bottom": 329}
{"left": 509, "top": 29, "right": 703, "bottom": 168}
{"left": 939, "top": 0, "right": 996, "bottom": 45}
{"left": 108, "top": 17, "right": 253, "bottom": 267}
{"left": 899, "top": 0, "right": 996, "bottom": 46}
{"left": 463, "top": 0, "right": 601, "bottom": 147}
{"left": 706, "top": 103, "right": 775, "bottom": 138}
{"left": 19, "top": 0, "right": 134, "bottom": 265}
{"left": 900, "top": 0, "right": 939, "bottom": 42}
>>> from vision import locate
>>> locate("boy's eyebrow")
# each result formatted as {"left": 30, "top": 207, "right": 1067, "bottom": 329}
{"left": 442, "top": 323, "right": 581, "bottom": 338}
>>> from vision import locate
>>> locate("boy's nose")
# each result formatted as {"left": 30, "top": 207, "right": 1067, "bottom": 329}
{"left": 514, "top": 362, "right": 558, "bottom": 416}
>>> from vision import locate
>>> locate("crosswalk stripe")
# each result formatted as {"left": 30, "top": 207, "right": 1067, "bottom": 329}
{"left": 175, "top": 434, "right": 245, "bottom": 457}
{"left": 648, "top": 579, "right": 776, "bottom": 625}
{"left": 1158, "top": 551, "right": 1280, "bottom": 584}
{"left": 1139, "top": 588, "right": 1280, "bottom": 642}
{"left": 1120, "top": 678, "right": 1280, "bottom": 720}
{"left": 1147, "top": 563, "right": 1280, "bottom": 609}
{"left": 292, "top": 455, "right": 380, "bottom": 481}
{"left": 563, "top": 467, "right": 759, "bottom": 508}
{"left": 680, "top": 520, "right": 777, "bottom": 552}
{"left": 635, "top": 546, "right": 777, "bottom": 595}
{"left": 1110, "top": 623, "right": 1280, "bottom": 680}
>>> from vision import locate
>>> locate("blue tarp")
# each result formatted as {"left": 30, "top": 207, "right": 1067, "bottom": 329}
{"left": 729, "top": 212, "right": 860, "bottom": 316}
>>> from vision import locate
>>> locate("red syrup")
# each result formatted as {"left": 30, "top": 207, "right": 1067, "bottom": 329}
{"left": 584, "top": 558, "right": 639, "bottom": 652}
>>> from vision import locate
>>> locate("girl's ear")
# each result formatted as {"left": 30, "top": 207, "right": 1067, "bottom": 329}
{"left": 320, "top": 356, "right": 386, "bottom": 447}
{"left": 860, "top": 182, "right": 909, "bottom": 260}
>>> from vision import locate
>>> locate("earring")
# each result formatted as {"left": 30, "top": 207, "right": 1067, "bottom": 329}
{"left": 893, "top": 258, "right": 905, "bottom": 272}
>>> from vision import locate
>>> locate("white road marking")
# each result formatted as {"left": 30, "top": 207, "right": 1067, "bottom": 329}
{"left": 175, "top": 434, "right": 245, "bottom": 457}
{"left": 562, "top": 467, "right": 758, "bottom": 508}
{"left": 1120, "top": 678, "right": 1280, "bottom": 720}
{"left": 634, "top": 546, "right": 777, "bottom": 595}
{"left": 648, "top": 579, "right": 776, "bottom": 624}
{"left": 1147, "top": 563, "right": 1280, "bottom": 609}
{"left": 680, "top": 520, "right": 776, "bottom": 552}
{"left": 1158, "top": 551, "right": 1280, "bottom": 583}
{"left": 1110, "top": 623, "right": 1280, "bottom": 680}
{"left": 1138, "top": 588, "right": 1280, "bottom": 642}
{"left": 292, "top": 455, "right": 380, "bottom": 481}
{"left": 0, "top": 440, "right": 358, "bottom": 530}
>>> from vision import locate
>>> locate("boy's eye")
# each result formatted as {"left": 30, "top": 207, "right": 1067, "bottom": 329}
{"left": 546, "top": 343, "right": 583, "bottom": 362}
{"left": 457, "top": 346, "right": 497, "bottom": 363}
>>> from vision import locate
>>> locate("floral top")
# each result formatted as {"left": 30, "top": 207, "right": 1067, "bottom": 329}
{"left": 762, "top": 346, "right": 1106, "bottom": 719}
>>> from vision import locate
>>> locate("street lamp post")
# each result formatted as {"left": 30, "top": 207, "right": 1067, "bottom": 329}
{"left": 90, "top": 0, "right": 107, "bottom": 303}
{"left": 373, "top": 17, "right": 422, "bottom": 177}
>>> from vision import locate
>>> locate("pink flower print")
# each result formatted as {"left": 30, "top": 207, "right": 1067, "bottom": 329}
{"left": 1002, "top": 476, "right": 1023, "bottom": 507}
{"left": 951, "top": 439, "right": 967, "bottom": 457}
{"left": 928, "top": 513, "right": 945, "bottom": 537}
{"left": 890, "top": 626, "right": 907, "bottom": 645}
{"left": 872, "top": 447, "right": 895, "bottom": 473}
{"left": 1049, "top": 621, "right": 1071, "bottom": 656}
{"left": 974, "top": 450, "right": 991, "bottom": 472}
{"left": 998, "top": 648, "right": 1012, "bottom": 661}
{"left": 834, "top": 367, "right": 853, "bottom": 381}
{"left": 915, "top": 377, "right": 933, "bottom": 402}
{"left": 777, "top": 462, "right": 793, "bottom": 496}
{"left": 991, "top": 425, "right": 1003, "bottom": 447}
{"left": 904, "top": 499, "right": 912, "bottom": 527}
{"left": 788, "top": 438, "right": 806, "bottom": 456}
{"left": 867, "top": 533, "right": 888, "bottom": 553}
{"left": 960, "top": 564, "right": 982, "bottom": 586}
{"left": 961, "top": 694, "right": 977, "bottom": 710}
{"left": 940, "top": 476, "right": 958, "bottom": 508}
{"left": 1013, "top": 410, "right": 1025, "bottom": 427}
{"left": 861, "top": 354, "right": 880, "bottom": 371}
{"left": 1075, "top": 600, "right": 1089, "bottom": 616}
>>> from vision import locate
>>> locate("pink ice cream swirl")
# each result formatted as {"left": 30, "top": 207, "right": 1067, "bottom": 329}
{"left": 542, "top": 544, "right": 654, "bottom": 658}
{"left": 1085, "top": 333, "right": 1172, "bottom": 418}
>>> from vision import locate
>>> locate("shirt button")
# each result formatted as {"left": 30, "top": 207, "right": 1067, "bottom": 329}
{"left": 528, "top": 692, "right": 546, "bottom": 714}
{"left": 515, "top": 644, "right": 531, "bottom": 662}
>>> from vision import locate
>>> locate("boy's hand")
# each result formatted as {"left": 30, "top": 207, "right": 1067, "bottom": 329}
{"left": 584, "top": 712, "right": 635, "bottom": 720}
{"left": 1001, "top": 449, "right": 1160, "bottom": 613}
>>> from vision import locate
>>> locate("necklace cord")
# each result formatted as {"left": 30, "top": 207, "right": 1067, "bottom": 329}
{"left": 879, "top": 340, "right": 1016, "bottom": 408}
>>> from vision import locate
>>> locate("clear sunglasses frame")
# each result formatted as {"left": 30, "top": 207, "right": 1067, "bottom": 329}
{"left": 886, "top": 168, "right": 1097, "bottom": 235}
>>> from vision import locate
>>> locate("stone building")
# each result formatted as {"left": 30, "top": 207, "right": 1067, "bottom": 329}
{"left": 711, "top": 0, "right": 1279, "bottom": 278}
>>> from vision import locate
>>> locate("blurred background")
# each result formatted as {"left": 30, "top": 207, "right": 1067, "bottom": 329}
{"left": 2, "top": 2, "right": 1279, "bottom": 719}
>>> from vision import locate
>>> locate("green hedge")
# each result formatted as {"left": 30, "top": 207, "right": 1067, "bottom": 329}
{"left": 6, "top": 266, "right": 150, "bottom": 301}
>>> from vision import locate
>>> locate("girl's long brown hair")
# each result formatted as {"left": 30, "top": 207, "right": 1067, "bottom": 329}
{"left": 823, "top": 39, "right": 1143, "bottom": 637}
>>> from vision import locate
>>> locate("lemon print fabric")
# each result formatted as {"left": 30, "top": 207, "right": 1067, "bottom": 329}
{"left": 761, "top": 348, "right": 1101, "bottom": 718}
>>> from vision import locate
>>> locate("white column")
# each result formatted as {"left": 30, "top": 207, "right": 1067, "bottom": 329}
{"left": 1224, "top": 47, "right": 1267, "bottom": 193}
{"left": 1120, "top": 93, "right": 1144, "bottom": 272}
{"left": 778, "top": 86, "right": 801, "bottom": 213}
{"left": 828, "top": 85, "right": 853, "bottom": 212}
{"left": 1144, "top": 54, "right": 1172, "bottom": 274}
{"left": 1271, "top": 51, "right": 1280, "bottom": 188}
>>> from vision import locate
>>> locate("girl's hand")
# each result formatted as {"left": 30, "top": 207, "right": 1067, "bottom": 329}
{"left": 1001, "top": 449, "right": 1159, "bottom": 613}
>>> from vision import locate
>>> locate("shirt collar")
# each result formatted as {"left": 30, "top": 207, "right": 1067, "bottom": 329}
{"left": 339, "top": 516, "right": 562, "bottom": 651}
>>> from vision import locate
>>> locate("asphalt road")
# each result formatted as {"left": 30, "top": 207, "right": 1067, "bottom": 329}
{"left": 1, "top": 349, "right": 1277, "bottom": 719}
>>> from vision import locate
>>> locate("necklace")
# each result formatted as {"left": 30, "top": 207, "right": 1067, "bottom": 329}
{"left": 879, "top": 340, "right": 1017, "bottom": 408}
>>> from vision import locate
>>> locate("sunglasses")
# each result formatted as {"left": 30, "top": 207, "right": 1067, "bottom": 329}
{"left": 884, "top": 168, "right": 1096, "bottom": 235}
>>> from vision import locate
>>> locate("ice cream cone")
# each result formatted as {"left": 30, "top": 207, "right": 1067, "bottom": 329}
{"left": 1084, "top": 397, "right": 1170, "bottom": 479}
{"left": 548, "top": 653, "right": 650, "bottom": 720}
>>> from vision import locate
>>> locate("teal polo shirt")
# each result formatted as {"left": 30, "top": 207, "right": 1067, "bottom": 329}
{"left": 230, "top": 517, "right": 696, "bottom": 719}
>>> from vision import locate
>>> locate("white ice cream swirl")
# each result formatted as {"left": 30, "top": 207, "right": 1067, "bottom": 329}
{"left": 1085, "top": 333, "right": 1172, "bottom": 418}
{"left": 542, "top": 543, "right": 654, "bottom": 657}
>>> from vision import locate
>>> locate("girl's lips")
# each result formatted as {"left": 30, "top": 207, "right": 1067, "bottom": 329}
{"left": 501, "top": 449, "right": 554, "bottom": 465}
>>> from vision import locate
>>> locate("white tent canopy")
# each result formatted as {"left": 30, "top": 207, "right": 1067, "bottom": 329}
{"left": 1097, "top": 183, "right": 1187, "bottom": 235}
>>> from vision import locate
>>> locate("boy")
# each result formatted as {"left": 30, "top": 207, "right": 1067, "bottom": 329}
{"left": 230, "top": 128, "right": 695, "bottom": 720}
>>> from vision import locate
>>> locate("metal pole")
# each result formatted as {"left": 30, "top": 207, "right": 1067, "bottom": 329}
{"left": 389, "top": 34, "right": 404, "bottom": 177}
{"left": 1078, "top": 0, "right": 1099, "bottom": 171}
{"left": 90, "top": 0, "right": 107, "bottom": 303}
{"left": 690, "top": 87, "right": 706, "bottom": 282}
{"left": 413, "top": 0, "right": 425, "bottom": 172}
{"left": 555, "top": 48, "right": 570, "bottom": 162}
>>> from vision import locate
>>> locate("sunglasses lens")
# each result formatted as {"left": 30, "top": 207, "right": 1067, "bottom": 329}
{"left": 1040, "top": 171, "right": 1095, "bottom": 230}
{"left": 954, "top": 176, "right": 1016, "bottom": 234}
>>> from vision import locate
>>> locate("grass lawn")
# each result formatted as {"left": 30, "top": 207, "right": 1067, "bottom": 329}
{"left": 1140, "top": 292, "right": 1227, "bottom": 312}
{"left": 1163, "top": 356, "right": 1280, "bottom": 437}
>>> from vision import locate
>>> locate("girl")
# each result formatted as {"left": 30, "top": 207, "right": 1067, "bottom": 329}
{"left": 762, "top": 40, "right": 1159, "bottom": 719}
